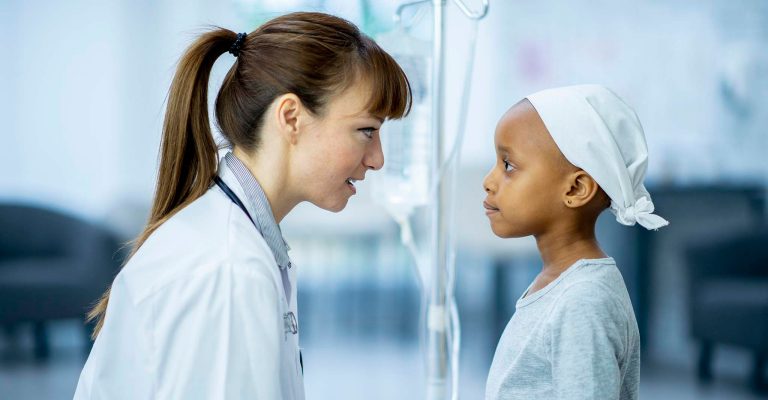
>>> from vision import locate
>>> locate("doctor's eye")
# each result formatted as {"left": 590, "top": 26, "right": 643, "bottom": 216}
{"left": 358, "top": 127, "right": 377, "bottom": 139}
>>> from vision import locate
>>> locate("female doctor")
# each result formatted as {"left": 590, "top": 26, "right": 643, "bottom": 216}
{"left": 74, "top": 12, "right": 411, "bottom": 400}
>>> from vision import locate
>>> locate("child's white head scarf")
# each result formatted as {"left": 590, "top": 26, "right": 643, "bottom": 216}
{"left": 526, "top": 84, "right": 669, "bottom": 230}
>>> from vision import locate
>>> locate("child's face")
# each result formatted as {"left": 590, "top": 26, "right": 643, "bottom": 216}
{"left": 482, "top": 100, "right": 574, "bottom": 238}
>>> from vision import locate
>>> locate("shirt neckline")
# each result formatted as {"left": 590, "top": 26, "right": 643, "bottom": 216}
{"left": 516, "top": 257, "right": 615, "bottom": 308}
{"left": 222, "top": 151, "right": 292, "bottom": 270}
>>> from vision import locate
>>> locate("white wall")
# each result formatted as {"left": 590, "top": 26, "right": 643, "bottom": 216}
{"left": 0, "top": 0, "right": 239, "bottom": 231}
{"left": 455, "top": 0, "right": 768, "bottom": 183}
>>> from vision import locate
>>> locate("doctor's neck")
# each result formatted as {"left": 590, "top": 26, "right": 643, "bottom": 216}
{"left": 232, "top": 145, "right": 297, "bottom": 224}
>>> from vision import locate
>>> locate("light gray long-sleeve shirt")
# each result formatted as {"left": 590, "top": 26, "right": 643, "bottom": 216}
{"left": 486, "top": 257, "right": 640, "bottom": 400}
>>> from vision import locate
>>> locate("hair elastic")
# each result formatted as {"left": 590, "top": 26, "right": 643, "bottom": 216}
{"left": 229, "top": 32, "right": 247, "bottom": 57}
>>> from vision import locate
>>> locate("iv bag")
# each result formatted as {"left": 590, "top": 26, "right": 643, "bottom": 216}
{"left": 372, "top": 28, "right": 433, "bottom": 222}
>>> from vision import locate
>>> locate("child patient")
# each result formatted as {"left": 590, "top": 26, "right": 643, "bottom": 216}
{"left": 482, "top": 85, "right": 669, "bottom": 400}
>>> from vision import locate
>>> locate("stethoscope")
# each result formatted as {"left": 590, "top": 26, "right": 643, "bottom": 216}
{"left": 213, "top": 175, "right": 303, "bottom": 373}
{"left": 214, "top": 175, "right": 255, "bottom": 224}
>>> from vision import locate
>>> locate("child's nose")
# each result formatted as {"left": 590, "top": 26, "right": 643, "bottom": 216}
{"left": 483, "top": 170, "right": 495, "bottom": 193}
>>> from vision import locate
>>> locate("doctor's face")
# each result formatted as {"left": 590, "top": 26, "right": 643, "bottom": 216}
{"left": 295, "top": 80, "right": 385, "bottom": 212}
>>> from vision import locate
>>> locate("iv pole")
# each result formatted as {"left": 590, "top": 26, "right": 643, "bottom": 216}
{"left": 396, "top": 1, "right": 489, "bottom": 399}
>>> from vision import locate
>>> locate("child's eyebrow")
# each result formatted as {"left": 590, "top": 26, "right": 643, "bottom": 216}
{"left": 496, "top": 145, "right": 513, "bottom": 154}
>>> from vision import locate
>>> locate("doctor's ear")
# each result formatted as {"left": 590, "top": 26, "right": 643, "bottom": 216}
{"left": 563, "top": 170, "right": 601, "bottom": 208}
{"left": 274, "top": 93, "right": 310, "bottom": 145}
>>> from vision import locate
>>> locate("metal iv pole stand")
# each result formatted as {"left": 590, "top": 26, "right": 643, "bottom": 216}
{"left": 397, "top": 1, "right": 489, "bottom": 398}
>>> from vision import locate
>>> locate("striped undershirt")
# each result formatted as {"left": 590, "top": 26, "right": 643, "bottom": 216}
{"left": 224, "top": 151, "right": 293, "bottom": 302}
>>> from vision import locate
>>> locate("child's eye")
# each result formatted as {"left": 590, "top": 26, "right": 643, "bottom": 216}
{"left": 503, "top": 159, "right": 515, "bottom": 172}
{"left": 358, "top": 127, "right": 377, "bottom": 139}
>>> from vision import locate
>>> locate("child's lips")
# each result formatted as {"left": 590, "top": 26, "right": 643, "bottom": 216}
{"left": 483, "top": 200, "right": 499, "bottom": 215}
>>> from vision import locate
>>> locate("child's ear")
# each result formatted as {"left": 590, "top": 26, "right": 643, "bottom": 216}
{"left": 563, "top": 170, "right": 601, "bottom": 208}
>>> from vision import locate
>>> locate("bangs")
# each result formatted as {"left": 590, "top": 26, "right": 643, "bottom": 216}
{"left": 357, "top": 38, "right": 413, "bottom": 120}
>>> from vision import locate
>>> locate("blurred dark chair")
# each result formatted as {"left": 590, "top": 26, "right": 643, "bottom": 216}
{"left": 0, "top": 203, "right": 123, "bottom": 359}
{"left": 687, "top": 225, "right": 768, "bottom": 391}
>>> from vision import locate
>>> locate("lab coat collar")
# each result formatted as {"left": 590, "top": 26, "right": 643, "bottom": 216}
{"left": 217, "top": 152, "right": 292, "bottom": 271}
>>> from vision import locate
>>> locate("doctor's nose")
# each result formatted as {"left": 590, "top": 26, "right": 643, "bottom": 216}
{"left": 365, "top": 135, "right": 385, "bottom": 171}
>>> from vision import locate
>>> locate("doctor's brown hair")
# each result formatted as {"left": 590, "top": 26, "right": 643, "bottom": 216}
{"left": 88, "top": 12, "right": 411, "bottom": 337}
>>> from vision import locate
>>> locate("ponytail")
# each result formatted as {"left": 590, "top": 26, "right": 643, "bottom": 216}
{"left": 87, "top": 28, "right": 238, "bottom": 338}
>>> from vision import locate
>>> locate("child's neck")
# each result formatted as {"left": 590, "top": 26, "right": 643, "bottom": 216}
{"left": 526, "top": 226, "right": 607, "bottom": 296}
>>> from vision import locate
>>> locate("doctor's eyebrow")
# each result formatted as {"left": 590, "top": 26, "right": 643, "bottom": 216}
{"left": 358, "top": 112, "right": 384, "bottom": 123}
{"left": 348, "top": 114, "right": 384, "bottom": 125}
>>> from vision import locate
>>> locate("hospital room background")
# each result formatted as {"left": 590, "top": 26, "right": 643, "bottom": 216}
{"left": 1, "top": 0, "right": 767, "bottom": 399}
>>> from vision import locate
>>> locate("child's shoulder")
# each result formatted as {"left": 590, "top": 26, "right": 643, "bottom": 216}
{"left": 552, "top": 259, "right": 633, "bottom": 318}
{"left": 563, "top": 258, "right": 626, "bottom": 292}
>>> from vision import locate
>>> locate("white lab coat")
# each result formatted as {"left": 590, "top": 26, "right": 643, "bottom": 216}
{"left": 74, "top": 164, "right": 305, "bottom": 399}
